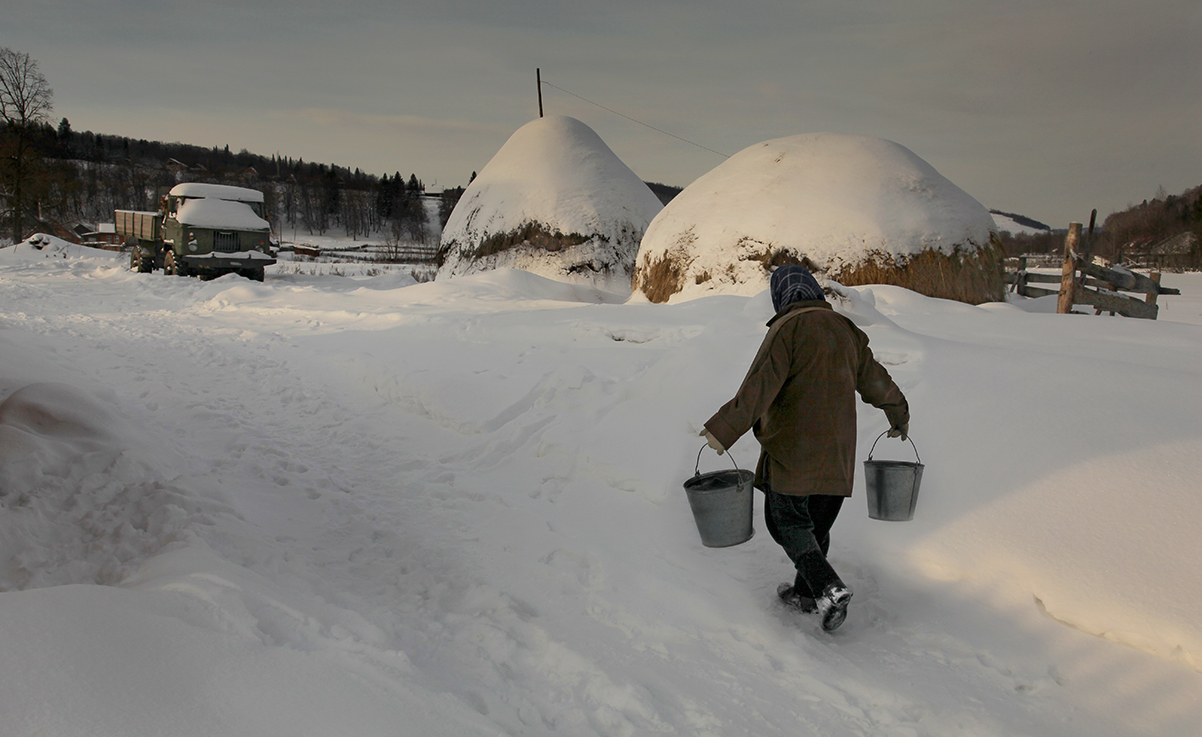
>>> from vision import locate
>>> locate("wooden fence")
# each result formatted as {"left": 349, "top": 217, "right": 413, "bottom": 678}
{"left": 284, "top": 243, "right": 439, "bottom": 264}
{"left": 1006, "top": 222, "right": 1180, "bottom": 320}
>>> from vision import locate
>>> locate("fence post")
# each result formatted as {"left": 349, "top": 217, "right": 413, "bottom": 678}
{"left": 1057, "top": 223, "right": 1082, "bottom": 314}
{"left": 1146, "top": 272, "right": 1162, "bottom": 307}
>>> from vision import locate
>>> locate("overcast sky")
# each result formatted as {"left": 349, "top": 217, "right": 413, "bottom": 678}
{"left": 6, "top": 0, "right": 1200, "bottom": 226}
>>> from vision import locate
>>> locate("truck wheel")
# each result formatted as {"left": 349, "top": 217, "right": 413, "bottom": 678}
{"left": 130, "top": 249, "right": 144, "bottom": 272}
{"left": 164, "top": 251, "right": 188, "bottom": 277}
{"left": 139, "top": 251, "right": 153, "bottom": 273}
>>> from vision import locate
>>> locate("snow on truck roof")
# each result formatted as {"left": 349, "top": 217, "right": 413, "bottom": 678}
{"left": 168, "top": 183, "right": 265, "bottom": 204}
{"left": 176, "top": 198, "right": 270, "bottom": 230}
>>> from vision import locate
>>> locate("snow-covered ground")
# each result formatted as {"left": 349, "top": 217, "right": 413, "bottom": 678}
{"left": 2, "top": 241, "right": 1200, "bottom": 736}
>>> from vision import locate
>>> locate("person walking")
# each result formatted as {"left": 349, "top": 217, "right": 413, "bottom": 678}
{"left": 701, "top": 265, "right": 909, "bottom": 632}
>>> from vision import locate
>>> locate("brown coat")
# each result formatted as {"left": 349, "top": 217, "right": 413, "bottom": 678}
{"left": 704, "top": 300, "right": 908, "bottom": 497}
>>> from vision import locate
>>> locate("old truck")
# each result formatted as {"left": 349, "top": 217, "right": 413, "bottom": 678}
{"left": 117, "top": 183, "right": 275, "bottom": 281}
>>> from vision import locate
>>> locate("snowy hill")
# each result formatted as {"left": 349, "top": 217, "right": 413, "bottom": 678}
{"left": 991, "top": 211, "right": 1052, "bottom": 236}
{"left": 437, "top": 116, "right": 663, "bottom": 292}
{"left": 633, "top": 133, "right": 998, "bottom": 302}
{"left": 2, "top": 246, "right": 1202, "bottom": 736}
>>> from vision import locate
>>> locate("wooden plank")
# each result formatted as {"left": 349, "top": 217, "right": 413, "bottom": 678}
{"left": 1078, "top": 261, "right": 1178, "bottom": 295}
{"left": 137, "top": 212, "right": 159, "bottom": 241}
{"left": 1082, "top": 277, "right": 1120, "bottom": 290}
{"left": 115, "top": 210, "right": 160, "bottom": 241}
{"left": 1073, "top": 287, "right": 1159, "bottom": 319}
{"left": 1077, "top": 271, "right": 1180, "bottom": 295}
{"left": 1005, "top": 271, "right": 1061, "bottom": 285}
{"left": 1018, "top": 285, "right": 1058, "bottom": 298}
{"left": 1078, "top": 261, "right": 1143, "bottom": 292}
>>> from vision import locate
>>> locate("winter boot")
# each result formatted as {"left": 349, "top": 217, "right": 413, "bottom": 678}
{"left": 776, "top": 583, "right": 818, "bottom": 613}
{"left": 816, "top": 583, "right": 852, "bottom": 632}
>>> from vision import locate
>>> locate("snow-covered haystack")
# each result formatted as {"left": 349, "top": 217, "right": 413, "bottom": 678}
{"left": 436, "top": 116, "right": 663, "bottom": 292}
{"left": 632, "top": 133, "right": 1003, "bottom": 304}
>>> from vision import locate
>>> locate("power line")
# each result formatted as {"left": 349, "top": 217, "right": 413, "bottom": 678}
{"left": 539, "top": 78, "right": 729, "bottom": 159}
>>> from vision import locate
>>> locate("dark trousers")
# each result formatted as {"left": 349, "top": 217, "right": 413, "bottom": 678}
{"left": 764, "top": 490, "right": 846, "bottom": 598}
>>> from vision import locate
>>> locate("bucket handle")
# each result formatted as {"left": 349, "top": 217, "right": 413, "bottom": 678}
{"left": 694, "top": 443, "right": 743, "bottom": 478}
{"left": 866, "top": 430, "right": 922, "bottom": 464}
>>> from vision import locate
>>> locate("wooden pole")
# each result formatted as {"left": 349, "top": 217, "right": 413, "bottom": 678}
{"left": 1057, "top": 222, "right": 1082, "bottom": 314}
{"left": 1147, "top": 272, "right": 1162, "bottom": 306}
{"left": 537, "top": 68, "right": 543, "bottom": 118}
{"left": 1016, "top": 255, "right": 1027, "bottom": 294}
{"left": 1084, "top": 209, "right": 1097, "bottom": 261}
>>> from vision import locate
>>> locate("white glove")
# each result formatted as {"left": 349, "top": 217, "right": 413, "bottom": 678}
{"left": 887, "top": 422, "right": 909, "bottom": 442}
{"left": 701, "top": 429, "right": 725, "bottom": 455}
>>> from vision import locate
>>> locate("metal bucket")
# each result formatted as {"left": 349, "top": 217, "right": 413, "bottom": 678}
{"left": 683, "top": 446, "right": 755, "bottom": 547}
{"left": 863, "top": 431, "right": 924, "bottom": 521}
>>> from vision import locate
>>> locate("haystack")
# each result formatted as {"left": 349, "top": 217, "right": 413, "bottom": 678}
{"left": 632, "top": 133, "right": 1003, "bottom": 304}
{"left": 437, "top": 116, "right": 663, "bottom": 292}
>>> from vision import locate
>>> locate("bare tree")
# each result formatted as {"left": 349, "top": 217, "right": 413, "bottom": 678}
{"left": 0, "top": 49, "right": 53, "bottom": 124}
{"left": 0, "top": 48, "right": 54, "bottom": 242}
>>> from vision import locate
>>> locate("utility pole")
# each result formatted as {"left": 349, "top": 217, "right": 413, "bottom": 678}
{"left": 537, "top": 68, "right": 543, "bottom": 118}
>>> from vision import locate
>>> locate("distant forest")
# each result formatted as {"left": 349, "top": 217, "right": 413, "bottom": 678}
{"left": 4, "top": 117, "right": 684, "bottom": 245}
{"left": 995, "top": 184, "right": 1202, "bottom": 265}
{"left": 1098, "top": 184, "right": 1202, "bottom": 262}
{"left": 4, "top": 117, "right": 456, "bottom": 244}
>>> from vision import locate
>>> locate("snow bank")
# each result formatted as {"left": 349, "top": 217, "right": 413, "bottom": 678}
{"left": 829, "top": 284, "right": 1202, "bottom": 670}
{"left": 2, "top": 233, "right": 96, "bottom": 261}
{"left": 0, "top": 305, "right": 508, "bottom": 737}
{"left": 0, "top": 381, "right": 229, "bottom": 590}
{"left": 633, "top": 133, "right": 997, "bottom": 302}
{"left": 437, "top": 115, "right": 663, "bottom": 292}
{"left": 0, "top": 540, "right": 501, "bottom": 737}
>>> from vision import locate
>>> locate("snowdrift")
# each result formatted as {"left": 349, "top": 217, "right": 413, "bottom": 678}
{"left": 436, "top": 116, "right": 663, "bottom": 293}
{"left": 3, "top": 233, "right": 95, "bottom": 260}
{"left": 632, "top": 133, "right": 1003, "bottom": 304}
